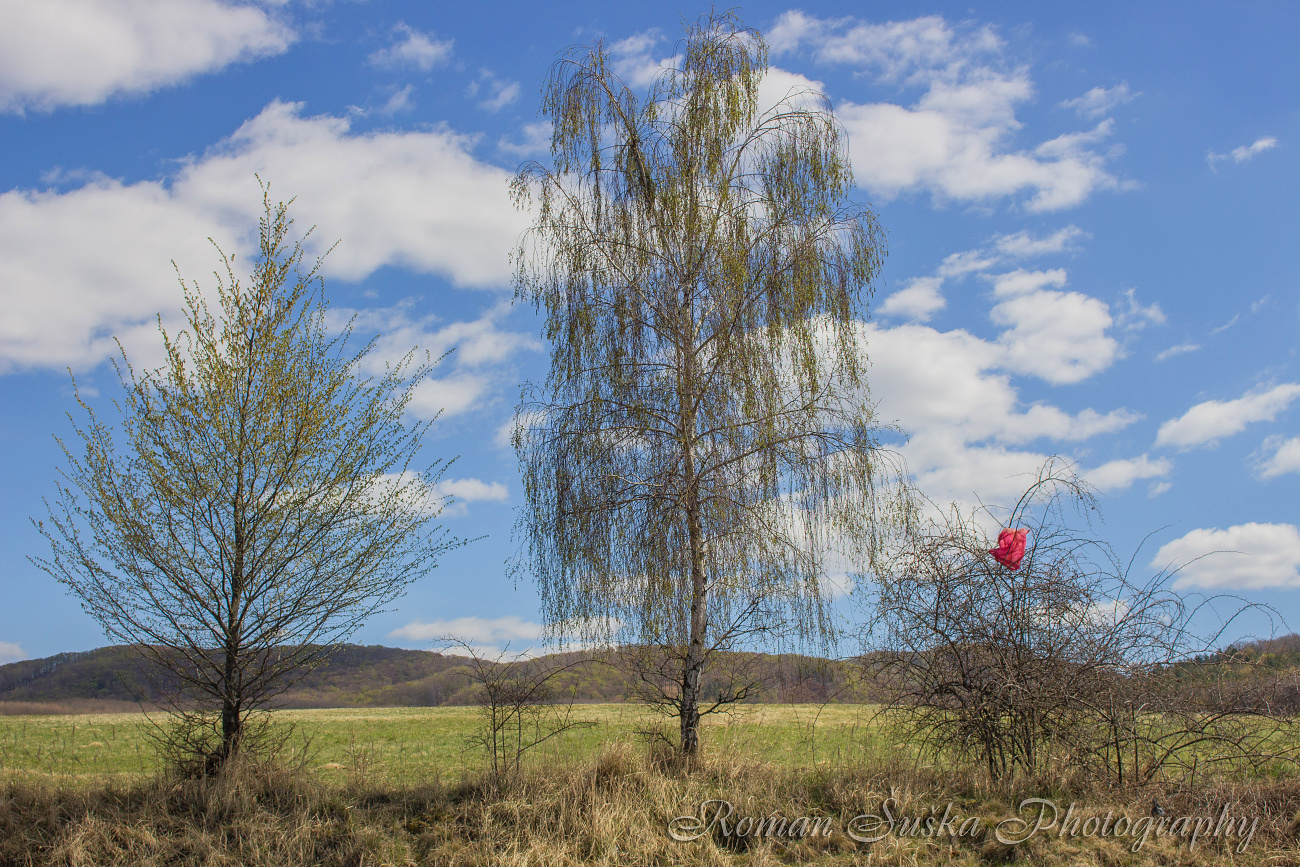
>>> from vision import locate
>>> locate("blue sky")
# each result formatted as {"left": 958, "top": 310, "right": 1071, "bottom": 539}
{"left": 1, "top": 1, "right": 1296, "bottom": 663}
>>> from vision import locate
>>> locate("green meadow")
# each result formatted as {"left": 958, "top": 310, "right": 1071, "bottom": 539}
{"left": 0, "top": 704, "right": 895, "bottom": 787}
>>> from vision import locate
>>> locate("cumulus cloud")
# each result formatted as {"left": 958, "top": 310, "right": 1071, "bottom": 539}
{"left": 0, "top": 641, "right": 25, "bottom": 664}
{"left": 1155, "top": 383, "right": 1300, "bottom": 450}
{"left": 861, "top": 321, "right": 1143, "bottom": 504}
{"left": 1207, "top": 136, "right": 1279, "bottom": 170}
{"left": 0, "top": 100, "right": 529, "bottom": 373}
{"left": 368, "top": 22, "right": 452, "bottom": 72}
{"left": 769, "top": 11, "right": 1124, "bottom": 211}
{"left": 1059, "top": 82, "right": 1137, "bottom": 119}
{"left": 0, "top": 0, "right": 292, "bottom": 113}
{"left": 1255, "top": 436, "right": 1300, "bottom": 480}
{"left": 848, "top": 224, "right": 1137, "bottom": 507}
{"left": 389, "top": 615, "right": 544, "bottom": 656}
{"left": 1154, "top": 523, "right": 1300, "bottom": 590}
{"left": 878, "top": 277, "right": 945, "bottom": 321}
{"left": 987, "top": 269, "right": 1118, "bottom": 384}
{"left": 881, "top": 228, "right": 1121, "bottom": 399}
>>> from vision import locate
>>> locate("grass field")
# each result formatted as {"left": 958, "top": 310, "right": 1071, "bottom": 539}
{"left": 5, "top": 704, "right": 1300, "bottom": 865}
{"left": 0, "top": 703, "right": 896, "bottom": 786}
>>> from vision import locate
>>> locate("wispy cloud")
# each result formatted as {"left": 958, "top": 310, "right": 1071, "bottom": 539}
{"left": 389, "top": 615, "right": 544, "bottom": 656}
{"left": 1059, "top": 82, "right": 1137, "bottom": 119}
{"left": 369, "top": 23, "right": 452, "bottom": 72}
{"left": 430, "top": 477, "right": 508, "bottom": 516}
{"left": 1207, "top": 136, "right": 1278, "bottom": 170}
{"left": 1155, "top": 341, "right": 1201, "bottom": 361}
{"left": 0, "top": 641, "right": 25, "bottom": 664}
{"left": 468, "top": 70, "right": 519, "bottom": 112}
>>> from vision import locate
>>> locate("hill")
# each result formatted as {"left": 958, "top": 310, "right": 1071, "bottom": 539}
{"left": 0, "top": 644, "right": 866, "bottom": 714}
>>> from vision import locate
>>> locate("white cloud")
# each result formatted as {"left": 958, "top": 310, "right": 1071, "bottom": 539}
{"left": 368, "top": 22, "right": 452, "bottom": 72}
{"left": 1154, "top": 523, "right": 1300, "bottom": 590}
{"left": 0, "top": 641, "right": 25, "bottom": 664}
{"left": 770, "top": 12, "right": 1123, "bottom": 211}
{"left": 865, "top": 228, "right": 1133, "bottom": 503}
{"left": 0, "top": 0, "right": 293, "bottom": 112}
{"left": 1155, "top": 383, "right": 1300, "bottom": 450}
{"left": 987, "top": 270, "right": 1118, "bottom": 384}
{"left": 861, "top": 321, "right": 1139, "bottom": 504}
{"left": 389, "top": 615, "right": 544, "bottom": 656}
{"left": 432, "top": 478, "right": 508, "bottom": 503}
{"left": 1255, "top": 436, "right": 1300, "bottom": 480}
{"left": 1058, "top": 82, "right": 1137, "bottom": 119}
{"left": 1114, "top": 288, "right": 1166, "bottom": 330}
{"left": 0, "top": 100, "right": 530, "bottom": 373}
{"left": 473, "top": 74, "right": 520, "bottom": 112}
{"left": 1155, "top": 341, "right": 1200, "bottom": 361}
{"left": 1207, "top": 136, "right": 1279, "bottom": 169}
{"left": 499, "top": 121, "right": 551, "bottom": 158}
{"left": 429, "top": 477, "right": 509, "bottom": 516}
{"left": 377, "top": 84, "right": 415, "bottom": 116}
{"left": 878, "top": 277, "right": 945, "bottom": 321}
{"left": 332, "top": 300, "right": 540, "bottom": 420}
{"left": 937, "top": 248, "right": 1002, "bottom": 279}
{"left": 1085, "top": 455, "right": 1172, "bottom": 492}
{"left": 992, "top": 225, "right": 1087, "bottom": 258}
{"left": 609, "top": 29, "right": 679, "bottom": 88}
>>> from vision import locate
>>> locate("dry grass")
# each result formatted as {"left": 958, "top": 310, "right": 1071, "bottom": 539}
{"left": 3, "top": 737, "right": 1300, "bottom": 866}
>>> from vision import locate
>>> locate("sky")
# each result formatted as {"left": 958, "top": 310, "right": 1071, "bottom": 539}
{"left": 0, "top": 0, "right": 1296, "bottom": 663}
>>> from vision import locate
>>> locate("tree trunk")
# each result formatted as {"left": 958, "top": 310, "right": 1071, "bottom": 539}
{"left": 680, "top": 426, "right": 707, "bottom": 755}
{"left": 679, "top": 320, "right": 707, "bottom": 756}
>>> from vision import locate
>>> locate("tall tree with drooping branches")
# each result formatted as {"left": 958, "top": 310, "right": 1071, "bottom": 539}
{"left": 511, "top": 12, "right": 903, "bottom": 754}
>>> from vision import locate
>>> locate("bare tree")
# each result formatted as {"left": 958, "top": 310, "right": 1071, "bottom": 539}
{"left": 511, "top": 12, "right": 903, "bottom": 754}
{"left": 864, "top": 460, "right": 1296, "bottom": 783}
{"left": 446, "top": 640, "right": 596, "bottom": 783}
{"left": 33, "top": 188, "right": 459, "bottom": 772}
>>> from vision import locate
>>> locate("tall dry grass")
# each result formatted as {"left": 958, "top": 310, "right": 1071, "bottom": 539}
{"left": 3, "top": 740, "right": 1300, "bottom": 865}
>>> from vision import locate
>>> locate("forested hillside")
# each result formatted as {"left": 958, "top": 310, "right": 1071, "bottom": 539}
{"left": 0, "top": 645, "right": 868, "bottom": 713}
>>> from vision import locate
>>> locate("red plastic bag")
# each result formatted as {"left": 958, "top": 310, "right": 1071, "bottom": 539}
{"left": 989, "top": 528, "right": 1028, "bottom": 570}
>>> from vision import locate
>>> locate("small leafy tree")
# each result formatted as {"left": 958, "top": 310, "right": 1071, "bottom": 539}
{"left": 33, "top": 188, "right": 458, "bottom": 772}
{"left": 511, "top": 12, "right": 902, "bottom": 754}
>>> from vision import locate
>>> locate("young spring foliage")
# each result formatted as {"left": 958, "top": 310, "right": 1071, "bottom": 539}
{"left": 511, "top": 13, "right": 902, "bottom": 753}
{"left": 34, "top": 190, "right": 459, "bottom": 769}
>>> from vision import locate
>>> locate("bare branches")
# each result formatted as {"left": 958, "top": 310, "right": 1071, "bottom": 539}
{"left": 445, "top": 639, "right": 596, "bottom": 784}
{"left": 863, "top": 460, "right": 1297, "bottom": 784}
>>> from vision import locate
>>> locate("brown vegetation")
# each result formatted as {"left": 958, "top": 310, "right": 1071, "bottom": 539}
{"left": 4, "top": 741, "right": 1300, "bottom": 866}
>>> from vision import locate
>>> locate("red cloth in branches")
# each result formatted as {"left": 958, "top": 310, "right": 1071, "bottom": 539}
{"left": 989, "top": 528, "right": 1028, "bottom": 570}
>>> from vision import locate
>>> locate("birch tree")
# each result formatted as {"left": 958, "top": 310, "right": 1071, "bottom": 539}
{"left": 511, "top": 12, "right": 900, "bottom": 754}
